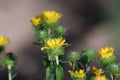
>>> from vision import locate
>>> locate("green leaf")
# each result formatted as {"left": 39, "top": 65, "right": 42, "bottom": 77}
{"left": 79, "top": 55, "right": 89, "bottom": 64}
{"left": 56, "top": 65, "right": 64, "bottom": 80}
{"left": 0, "top": 46, "right": 4, "bottom": 53}
{"left": 104, "top": 70, "right": 112, "bottom": 80}
{"left": 43, "top": 56, "right": 50, "bottom": 68}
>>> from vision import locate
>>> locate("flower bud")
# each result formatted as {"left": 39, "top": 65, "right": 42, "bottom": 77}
{"left": 107, "top": 63, "right": 120, "bottom": 75}
{"left": 67, "top": 51, "right": 80, "bottom": 62}
{"left": 55, "top": 26, "right": 66, "bottom": 36}
{"left": 36, "top": 31, "right": 48, "bottom": 41}
{"left": 81, "top": 48, "right": 96, "bottom": 61}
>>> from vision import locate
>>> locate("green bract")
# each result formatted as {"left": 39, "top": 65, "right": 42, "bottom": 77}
{"left": 99, "top": 55, "right": 116, "bottom": 66}
{"left": 47, "top": 47, "right": 64, "bottom": 57}
{"left": 46, "top": 22, "right": 58, "bottom": 28}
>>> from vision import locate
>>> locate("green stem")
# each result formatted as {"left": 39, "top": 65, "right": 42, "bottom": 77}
{"left": 55, "top": 56, "right": 59, "bottom": 65}
{"left": 48, "top": 28, "right": 51, "bottom": 35}
{"left": 110, "top": 73, "right": 114, "bottom": 80}
{"left": 8, "top": 65, "right": 12, "bottom": 80}
{"left": 48, "top": 55, "right": 52, "bottom": 61}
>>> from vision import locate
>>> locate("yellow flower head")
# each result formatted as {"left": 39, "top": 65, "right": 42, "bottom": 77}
{"left": 0, "top": 35, "right": 9, "bottom": 46}
{"left": 95, "top": 75, "right": 107, "bottom": 80}
{"left": 41, "top": 37, "right": 67, "bottom": 51}
{"left": 42, "top": 11, "right": 62, "bottom": 23}
{"left": 31, "top": 16, "right": 41, "bottom": 26}
{"left": 92, "top": 66, "right": 103, "bottom": 75}
{"left": 99, "top": 47, "right": 114, "bottom": 58}
{"left": 74, "top": 69, "right": 86, "bottom": 78}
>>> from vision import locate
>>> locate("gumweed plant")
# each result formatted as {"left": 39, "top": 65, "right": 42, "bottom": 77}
{"left": 30, "top": 10, "right": 120, "bottom": 80}
{"left": 0, "top": 35, "right": 16, "bottom": 80}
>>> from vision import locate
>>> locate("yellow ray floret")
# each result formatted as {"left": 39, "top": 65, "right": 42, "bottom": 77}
{"left": 99, "top": 47, "right": 114, "bottom": 58}
{"left": 41, "top": 37, "right": 67, "bottom": 51}
{"left": 74, "top": 69, "right": 86, "bottom": 78}
{"left": 0, "top": 35, "right": 9, "bottom": 46}
{"left": 42, "top": 11, "right": 62, "bottom": 23}
{"left": 92, "top": 66, "right": 103, "bottom": 75}
{"left": 31, "top": 16, "right": 41, "bottom": 26}
{"left": 95, "top": 75, "right": 107, "bottom": 80}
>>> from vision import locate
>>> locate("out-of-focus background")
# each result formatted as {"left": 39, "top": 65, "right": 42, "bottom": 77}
{"left": 0, "top": 0, "right": 120, "bottom": 80}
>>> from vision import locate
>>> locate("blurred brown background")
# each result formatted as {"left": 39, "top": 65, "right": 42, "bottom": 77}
{"left": 0, "top": 0, "right": 120, "bottom": 80}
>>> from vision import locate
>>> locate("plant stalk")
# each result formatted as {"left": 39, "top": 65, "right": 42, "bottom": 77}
{"left": 55, "top": 56, "right": 59, "bottom": 65}
{"left": 110, "top": 73, "right": 114, "bottom": 80}
{"left": 8, "top": 65, "right": 12, "bottom": 80}
{"left": 48, "top": 28, "right": 51, "bottom": 35}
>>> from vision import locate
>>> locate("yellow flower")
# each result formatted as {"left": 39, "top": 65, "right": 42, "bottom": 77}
{"left": 99, "top": 47, "right": 114, "bottom": 58}
{"left": 41, "top": 37, "right": 67, "bottom": 51}
{"left": 92, "top": 66, "right": 103, "bottom": 75}
{"left": 94, "top": 75, "right": 107, "bottom": 80}
{"left": 42, "top": 11, "right": 62, "bottom": 23}
{"left": 74, "top": 69, "right": 86, "bottom": 78}
{"left": 0, "top": 35, "right": 9, "bottom": 46}
{"left": 31, "top": 16, "right": 41, "bottom": 26}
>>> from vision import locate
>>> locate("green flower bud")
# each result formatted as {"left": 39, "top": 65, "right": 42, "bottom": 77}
{"left": 36, "top": 30, "right": 48, "bottom": 41}
{"left": 55, "top": 26, "right": 66, "bottom": 36}
{"left": 99, "top": 55, "right": 116, "bottom": 66}
{"left": 67, "top": 51, "right": 80, "bottom": 62}
{"left": 81, "top": 48, "right": 96, "bottom": 61}
{"left": 107, "top": 63, "right": 120, "bottom": 75}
